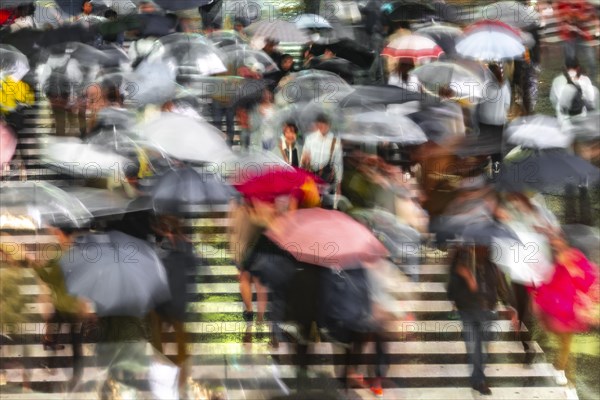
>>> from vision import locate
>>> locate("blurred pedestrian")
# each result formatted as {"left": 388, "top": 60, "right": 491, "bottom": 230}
{"left": 550, "top": 58, "right": 597, "bottom": 122}
{"left": 9, "top": 3, "right": 36, "bottom": 32}
{"left": 273, "top": 121, "right": 301, "bottom": 167}
{"left": 388, "top": 58, "right": 421, "bottom": 92}
{"left": 149, "top": 215, "right": 194, "bottom": 389}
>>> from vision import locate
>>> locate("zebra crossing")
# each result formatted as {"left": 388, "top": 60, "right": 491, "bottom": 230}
{"left": 0, "top": 75, "right": 577, "bottom": 399}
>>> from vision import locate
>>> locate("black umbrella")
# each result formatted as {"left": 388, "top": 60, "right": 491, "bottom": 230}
{"left": 60, "top": 231, "right": 171, "bottom": 318}
{"left": 497, "top": 148, "right": 600, "bottom": 194}
{"left": 151, "top": 166, "right": 236, "bottom": 214}
{"left": 308, "top": 38, "right": 375, "bottom": 69}
{"left": 382, "top": 0, "right": 437, "bottom": 22}
{"left": 309, "top": 57, "right": 355, "bottom": 83}
{"left": 340, "top": 84, "right": 438, "bottom": 108}
{"left": 461, "top": 219, "right": 522, "bottom": 246}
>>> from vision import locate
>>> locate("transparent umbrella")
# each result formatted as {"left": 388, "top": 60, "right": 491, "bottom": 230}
{"left": 0, "top": 181, "right": 93, "bottom": 230}
{"left": 0, "top": 44, "right": 29, "bottom": 81}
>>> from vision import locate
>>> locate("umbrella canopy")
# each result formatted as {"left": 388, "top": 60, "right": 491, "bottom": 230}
{"left": 294, "top": 13, "right": 332, "bottom": 30}
{"left": 412, "top": 61, "right": 485, "bottom": 101}
{"left": 60, "top": 231, "right": 171, "bottom": 318}
{"left": 0, "top": 181, "right": 93, "bottom": 230}
{"left": 221, "top": 149, "right": 293, "bottom": 185}
{"left": 0, "top": 122, "right": 17, "bottom": 167}
{"left": 135, "top": 113, "right": 233, "bottom": 164}
{"left": 414, "top": 23, "right": 463, "bottom": 56}
{"left": 565, "top": 111, "right": 600, "bottom": 142}
{"left": 339, "top": 84, "right": 437, "bottom": 109}
{"left": 265, "top": 208, "right": 389, "bottom": 269}
{"left": 491, "top": 229, "right": 554, "bottom": 286}
{"left": 151, "top": 166, "right": 236, "bottom": 214}
{"left": 206, "top": 30, "right": 248, "bottom": 47}
{"left": 456, "top": 21, "right": 526, "bottom": 61}
{"left": 308, "top": 57, "right": 355, "bottom": 83}
{"left": 233, "top": 167, "right": 322, "bottom": 207}
{"left": 498, "top": 148, "right": 600, "bottom": 193}
{"left": 274, "top": 70, "right": 354, "bottom": 105}
{"left": 381, "top": 34, "right": 444, "bottom": 61}
{"left": 476, "top": 1, "right": 541, "bottom": 30}
{"left": 244, "top": 19, "right": 310, "bottom": 43}
{"left": 341, "top": 111, "right": 428, "bottom": 145}
{"left": 381, "top": 0, "right": 437, "bottom": 22}
{"left": 0, "top": 44, "right": 29, "bottom": 81}
{"left": 146, "top": 35, "right": 227, "bottom": 77}
{"left": 505, "top": 115, "right": 573, "bottom": 149}
{"left": 308, "top": 37, "right": 375, "bottom": 69}
{"left": 40, "top": 136, "right": 133, "bottom": 180}
{"left": 460, "top": 219, "right": 522, "bottom": 246}
{"left": 220, "top": 44, "right": 279, "bottom": 75}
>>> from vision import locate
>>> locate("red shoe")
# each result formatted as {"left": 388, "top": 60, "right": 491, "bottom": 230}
{"left": 370, "top": 378, "right": 383, "bottom": 397}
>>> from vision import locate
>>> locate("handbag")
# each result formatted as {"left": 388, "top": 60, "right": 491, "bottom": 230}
{"left": 313, "top": 137, "right": 337, "bottom": 184}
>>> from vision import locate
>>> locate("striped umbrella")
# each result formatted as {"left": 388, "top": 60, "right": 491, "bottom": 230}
{"left": 244, "top": 19, "right": 310, "bottom": 43}
{"left": 381, "top": 34, "right": 444, "bottom": 61}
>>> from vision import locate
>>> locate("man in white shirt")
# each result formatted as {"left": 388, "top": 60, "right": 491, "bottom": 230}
{"left": 301, "top": 113, "right": 343, "bottom": 195}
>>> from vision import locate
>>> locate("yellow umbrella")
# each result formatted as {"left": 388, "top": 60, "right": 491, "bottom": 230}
{"left": 0, "top": 77, "right": 34, "bottom": 115}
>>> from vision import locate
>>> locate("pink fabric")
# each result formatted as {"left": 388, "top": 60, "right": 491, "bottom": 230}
{"left": 0, "top": 123, "right": 17, "bottom": 166}
{"left": 265, "top": 208, "right": 389, "bottom": 269}
{"left": 531, "top": 249, "right": 599, "bottom": 333}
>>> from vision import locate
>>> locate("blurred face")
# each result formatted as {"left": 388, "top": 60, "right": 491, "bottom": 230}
{"left": 139, "top": 2, "right": 156, "bottom": 13}
{"left": 283, "top": 125, "right": 297, "bottom": 143}
{"left": 316, "top": 121, "right": 329, "bottom": 135}
{"left": 82, "top": 1, "right": 93, "bottom": 14}
{"left": 281, "top": 57, "right": 293, "bottom": 71}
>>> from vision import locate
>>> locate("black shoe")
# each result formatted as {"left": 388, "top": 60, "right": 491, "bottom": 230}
{"left": 524, "top": 350, "right": 536, "bottom": 365}
{"left": 242, "top": 311, "right": 254, "bottom": 322}
{"left": 472, "top": 383, "right": 492, "bottom": 395}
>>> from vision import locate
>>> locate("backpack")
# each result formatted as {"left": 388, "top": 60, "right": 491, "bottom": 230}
{"left": 564, "top": 72, "right": 585, "bottom": 116}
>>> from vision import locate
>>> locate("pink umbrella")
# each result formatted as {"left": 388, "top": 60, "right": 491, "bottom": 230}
{"left": 0, "top": 122, "right": 16, "bottom": 167}
{"left": 381, "top": 34, "right": 444, "bottom": 61}
{"left": 265, "top": 208, "right": 389, "bottom": 269}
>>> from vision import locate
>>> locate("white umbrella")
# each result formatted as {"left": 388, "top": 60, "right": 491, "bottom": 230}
{"left": 245, "top": 19, "right": 310, "bottom": 43}
{"left": 412, "top": 61, "right": 485, "bottom": 101}
{"left": 491, "top": 229, "right": 554, "bottom": 287}
{"left": 0, "top": 45, "right": 30, "bottom": 81}
{"left": 342, "top": 111, "right": 428, "bottom": 145}
{"left": 40, "top": 136, "right": 132, "bottom": 180}
{"left": 136, "top": 113, "right": 233, "bottom": 164}
{"left": 456, "top": 30, "right": 525, "bottom": 61}
{"left": 294, "top": 14, "right": 333, "bottom": 30}
{"left": 505, "top": 115, "right": 573, "bottom": 149}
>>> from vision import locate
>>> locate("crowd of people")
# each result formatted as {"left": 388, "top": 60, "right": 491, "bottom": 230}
{"left": 1, "top": 0, "right": 600, "bottom": 399}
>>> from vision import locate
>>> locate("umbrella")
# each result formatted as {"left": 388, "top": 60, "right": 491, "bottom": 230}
{"left": 181, "top": 76, "right": 271, "bottom": 107}
{"left": 61, "top": 186, "right": 152, "bottom": 218}
{"left": 381, "top": 34, "right": 444, "bottom": 61}
{"left": 381, "top": 0, "right": 437, "bottom": 22}
{"left": 146, "top": 35, "right": 227, "bottom": 77}
{"left": 497, "top": 148, "right": 600, "bottom": 193}
{"left": 118, "top": 60, "right": 177, "bottom": 107}
{"left": 206, "top": 30, "right": 248, "bottom": 47}
{"left": 412, "top": 61, "right": 485, "bottom": 101}
{"left": 274, "top": 70, "right": 354, "bottom": 105}
{"left": 339, "top": 84, "right": 437, "bottom": 109}
{"left": 0, "top": 181, "right": 93, "bottom": 230}
{"left": 456, "top": 21, "right": 526, "bottom": 61}
{"left": 220, "top": 44, "right": 279, "bottom": 75}
{"left": 341, "top": 111, "right": 428, "bottom": 145}
{"left": 60, "top": 231, "right": 171, "bottom": 318}
{"left": 135, "top": 113, "right": 233, "bottom": 164}
{"left": 40, "top": 135, "right": 133, "bottom": 180}
{"left": 265, "top": 208, "right": 389, "bottom": 269}
{"left": 460, "top": 219, "right": 522, "bottom": 246}
{"left": 244, "top": 19, "right": 310, "bottom": 43}
{"left": 414, "top": 23, "right": 463, "bottom": 56}
{"left": 491, "top": 229, "right": 554, "bottom": 286}
{"left": 233, "top": 167, "right": 322, "bottom": 207}
{"left": 294, "top": 13, "right": 332, "bottom": 30}
{"left": 309, "top": 57, "right": 355, "bottom": 83}
{"left": 476, "top": 1, "right": 541, "bottom": 30}
{"left": 0, "top": 122, "right": 17, "bottom": 167}
{"left": 308, "top": 37, "right": 375, "bottom": 69}
{"left": 221, "top": 149, "right": 293, "bottom": 185}
{"left": 151, "top": 166, "right": 236, "bottom": 214}
{"left": 505, "top": 115, "right": 573, "bottom": 149}
{"left": 0, "top": 45, "right": 29, "bottom": 81}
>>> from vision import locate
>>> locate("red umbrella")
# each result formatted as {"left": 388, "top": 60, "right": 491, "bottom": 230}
{"left": 265, "top": 208, "right": 389, "bottom": 269}
{"left": 233, "top": 167, "right": 323, "bottom": 208}
{"left": 0, "top": 122, "right": 16, "bottom": 167}
{"left": 381, "top": 34, "right": 444, "bottom": 61}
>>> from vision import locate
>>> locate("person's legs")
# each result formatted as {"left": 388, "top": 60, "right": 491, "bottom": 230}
{"left": 172, "top": 319, "right": 189, "bottom": 387}
{"left": 148, "top": 311, "right": 164, "bottom": 354}
{"left": 556, "top": 332, "right": 574, "bottom": 379}
{"left": 239, "top": 271, "right": 254, "bottom": 318}
{"left": 253, "top": 276, "right": 267, "bottom": 323}
{"left": 563, "top": 40, "right": 577, "bottom": 66}
{"left": 512, "top": 283, "right": 533, "bottom": 352}
{"left": 576, "top": 40, "right": 598, "bottom": 85}
{"left": 69, "top": 315, "right": 84, "bottom": 387}
{"left": 460, "top": 310, "right": 486, "bottom": 388}
{"left": 50, "top": 100, "right": 67, "bottom": 137}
